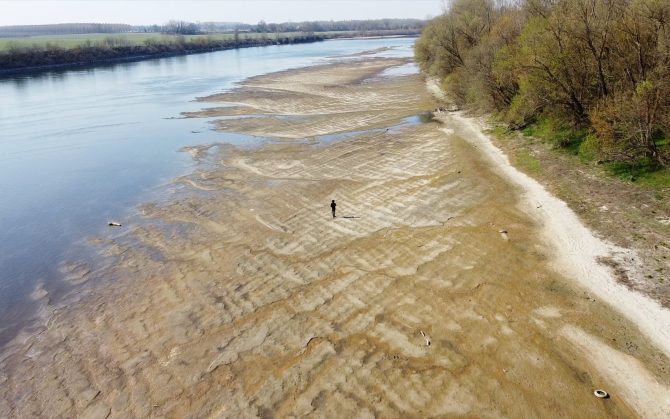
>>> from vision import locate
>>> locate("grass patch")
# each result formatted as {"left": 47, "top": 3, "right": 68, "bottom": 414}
{"left": 0, "top": 30, "right": 411, "bottom": 53}
{"left": 488, "top": 125, "right": 512, "bottom": 138}
{"left": 0, "top": 33, "right": 215, "bottom": 51}
{"left": 636, "top": 169, "right": 670, "bottom": 187}
{"left": 487, "top": 122, "right": 541, "bottom": 173}
{"left": 515, "top": 150, "right": 541, "bottom": 173}
{"left": 606, "top": 158, "right": 670, "bottom": 187}
{"left": 521, "top": 116, "right": 588, "bottom": 154}
{"left": 0, "top": 32, "right": 309, "bottom": 52}
{"left": 491, "top": 114, "right": 670, "bottom": 188}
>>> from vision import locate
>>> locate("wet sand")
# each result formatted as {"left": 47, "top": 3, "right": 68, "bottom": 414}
{"left": 1, "top": 58, "right": 669, "bottom": 418}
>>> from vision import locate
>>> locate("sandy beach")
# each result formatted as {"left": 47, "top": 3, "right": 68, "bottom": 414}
{"left": 1, "top": 57, "right": 669, "bottom": 418}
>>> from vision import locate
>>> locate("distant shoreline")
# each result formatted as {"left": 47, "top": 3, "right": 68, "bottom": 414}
{"left": 0, "top": 32, "right": 419, "bottom": 77}
{"left": 0, "top": 36, "right": 324, "bottom": 76}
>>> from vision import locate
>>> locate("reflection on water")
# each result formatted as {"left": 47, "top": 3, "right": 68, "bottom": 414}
{"left": 378, "top": 62, "right": 419, "bottom": 77}
{"left": 0, "top": 37, "right": 416, "bottom": 345}
{"left": 316, "top": 113, "right": 434, "bottom": 144}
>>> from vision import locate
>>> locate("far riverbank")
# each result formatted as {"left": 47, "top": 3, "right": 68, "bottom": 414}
{"left": 0, "top": 31, "right": 419, "bottom": 76}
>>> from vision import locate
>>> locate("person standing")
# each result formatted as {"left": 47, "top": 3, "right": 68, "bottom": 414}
{"left": 330, "top": 200, "right": 337, "bottom": 218}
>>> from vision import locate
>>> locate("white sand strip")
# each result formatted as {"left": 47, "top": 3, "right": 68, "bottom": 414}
{"left": 436, "top": 109, "right": 670, "bottom": 358}
{"left": 561, "top": 325, "right": 670, "bottom": 418}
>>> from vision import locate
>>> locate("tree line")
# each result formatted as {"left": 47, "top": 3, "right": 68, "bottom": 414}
{"left": 253, "top": 18, "right": 425, "bottom": 33}
{"left": 415, "top": 0, "right": 670, "bottom": 168}
{"left": 0, "top": 23, "right": 133, "bottom": 37}
{"left": 0, "top": 17, "right": 425, "bottom": 73}
{"left": 0, "top": 33, "right": 325, "bottom": 72}
{"left": 0, "top": 19, "right": 425, "bottom": 37}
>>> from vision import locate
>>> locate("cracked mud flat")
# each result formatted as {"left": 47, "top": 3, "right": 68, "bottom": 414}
{"left": 1, "top": 58, "right": 669, "bottom": 418}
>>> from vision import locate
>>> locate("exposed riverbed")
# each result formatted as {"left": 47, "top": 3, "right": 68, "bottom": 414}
{"left": 0, "top": 37, "right": 416, "bottom": 346}
{"left": 1, "top": 56, "right": 668, "bottom": 418}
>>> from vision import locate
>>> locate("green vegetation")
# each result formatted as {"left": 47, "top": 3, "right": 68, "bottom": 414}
{"left": 0, "top": 32, "right": 299, "bottom": 52}
{"left": 0, "top": 19, "right": 425, "bottom": 38}
{"left": 515, "top": 150, "right": 542, "bottom": 173}
{"left": 0, "top": 32, "right": 326, "bottom": 72}
{"left": 415, "top": 0, "right": 670, "bottom": 182}
{"left": 521, "top": 117, "right": 589, "bottom": 153}
{"left": 0, "top": 29, "right": 420, "bottom": 54}
{"left": 251, "top": 18, "right": 425, "bottom": 34}
{"left": 0, "top": 18, "right": 425, "bottom": 73}
{"left": 606, "top": 159, "right": 670, "bottom": 187}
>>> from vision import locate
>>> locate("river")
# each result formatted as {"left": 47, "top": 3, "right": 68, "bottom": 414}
{"left": 0, "top": 37, "right": 416, "bottom": 344}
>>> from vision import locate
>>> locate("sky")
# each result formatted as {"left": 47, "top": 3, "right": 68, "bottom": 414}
{"left": 0, "top": 0, "right": 445, "bottom": 26}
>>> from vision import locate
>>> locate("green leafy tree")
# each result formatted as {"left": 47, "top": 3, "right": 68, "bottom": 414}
{"left": 416, "top": 0, "right": 670, "bottom": 167}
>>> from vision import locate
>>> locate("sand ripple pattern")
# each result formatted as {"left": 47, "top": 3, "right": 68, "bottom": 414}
{"left": 1, "top": 59, "right": 669, "bottom": 418}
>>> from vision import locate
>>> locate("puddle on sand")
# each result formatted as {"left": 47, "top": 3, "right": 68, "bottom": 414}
{"left": 315, "top": 112, "right": 435, "bottom": 144}
{"left": 377, "top": 62, "right": 420, "bottom": 78}
{"left": 193, "top": 111, "right": 435, "bottom": 147}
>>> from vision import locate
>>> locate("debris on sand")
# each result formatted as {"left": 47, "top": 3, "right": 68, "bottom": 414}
{"left": 594, "top": 389, "right": 609, "bottom": 399}
{"left": 420, "top": 331, "right": 431, "bottom": 346}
